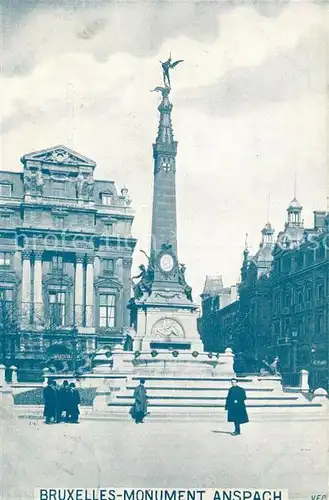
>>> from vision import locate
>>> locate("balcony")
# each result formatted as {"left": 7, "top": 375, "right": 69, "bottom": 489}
{"left": 276, "top": 336, "right": 291, "bottom": 346}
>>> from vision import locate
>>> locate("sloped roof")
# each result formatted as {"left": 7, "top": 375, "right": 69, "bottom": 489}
{"left": 288, "top": 197, "right": 302, "bottom": 211}
{"left": 202, "top": 275, "right": 224, "bottom": 296}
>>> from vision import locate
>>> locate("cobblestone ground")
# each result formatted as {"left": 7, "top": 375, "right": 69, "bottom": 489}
{"left": 1, "top": 413, "right": 328, "bottom": 500}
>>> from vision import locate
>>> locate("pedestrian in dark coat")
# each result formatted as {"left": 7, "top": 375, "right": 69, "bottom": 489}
{"left": 225, "top": 378, "right": 249, "bottom": 436}
{"left": 51, "top": 380, "right": 62, "bottom": 423}
{"left": 43, "top": 380, "right": 57, "bottom": 424}
{"left": 131, "top": 379, "right": 148, "bottom": 423}
{"left": 68, "top": 382, "right": 81, "bottom": 423}
{"left": 58, "top": 380, "right": 71, "bottom": 422}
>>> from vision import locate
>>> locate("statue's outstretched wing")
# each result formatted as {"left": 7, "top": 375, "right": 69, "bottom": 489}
{"left": 170, "top": 59, "right": 184, "bottom": 69}
{"left": 150, "top": 86, "right": 164, "bottom": 92}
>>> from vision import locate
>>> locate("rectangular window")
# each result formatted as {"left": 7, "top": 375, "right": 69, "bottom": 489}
{"left": 284, "top": 292, "right": 291, "bottom": 307}
{"left": 54, "top": 216, "right": 64, "bottom": 229}
{"left": 104, "top": 223, "right": 113, "bottom": 235}
{"left": 0, "top": 214, "right": 10, "bottom": 226}
{"left": 0, "top": 184, "right": 12, "bottom": 197}
{"left": 52, "top": 255, "right": 63, "bottom": 272}
{"left": 317, "top": 283, "right": 324, "bottom": 299}
{"left": 306, "top": 250, "right": 314, "bottom": 266}
{"left": 53, "top": 182, "right": 65, "bottom": 198}
{"left": 49, "top": 291, "right": 66, "bottom": 327}
{"left": 283, "top": 257, "right": 291, "bottom": 273}
{"left": 306, "top": 286, "right": 312, "bottom": 302}
{"left": 0, "top": 252, "right": 11, "bottom": 267}
{"left": 103, "top": 259, "right": 114, "bottom": 275}
{"left": 102, "top": 194, "right": 112, "bottom": 206}
{"left": 0, "top": 288, "right": 14, "bottom": 323}
{"left": 99, "top": 294, "right": 116, "bottom": 328}
{"left": 297, "top": 289, "right": 303, "bottom": 305}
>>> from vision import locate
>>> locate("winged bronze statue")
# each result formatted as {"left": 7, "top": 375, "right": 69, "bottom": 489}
{"left": 160, "top": 54, "right": 184, "bottom": 87}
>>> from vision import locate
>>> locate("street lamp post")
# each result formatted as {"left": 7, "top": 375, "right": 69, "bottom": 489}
{"left": 291, "top": 328, "right": 298, "bottom": 373}
{"left": 72, "top": 325, "right": 78, "bottom": 375}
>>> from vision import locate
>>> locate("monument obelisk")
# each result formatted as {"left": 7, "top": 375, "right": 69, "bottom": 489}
{"left": 131, "top": 56, "right": 203, "bottom": 353}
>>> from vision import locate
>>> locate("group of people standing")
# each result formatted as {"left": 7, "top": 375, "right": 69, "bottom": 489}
{"left": 43, "top": 379, "right": 81, "bottom": 424}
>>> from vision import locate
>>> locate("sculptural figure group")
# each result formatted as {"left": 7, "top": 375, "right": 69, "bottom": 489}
{"left": 132, "top": 252, "right": 193, "bottom": 302}
{"left": 75, "top": 172, "right": 94, "bottom": 200}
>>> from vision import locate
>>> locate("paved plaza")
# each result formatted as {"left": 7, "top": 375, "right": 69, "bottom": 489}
{"left": 1, "top": 411, "right": 328, "bottom": 500}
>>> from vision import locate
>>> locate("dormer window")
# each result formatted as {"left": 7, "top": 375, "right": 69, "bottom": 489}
{"left": 0, "top": 183, "right": 12, "bottom": 197}
{"left": 54, "top": 216, "right": 64, "bottom": 229}
{"left": 102, "top": 194, "right": 112, "bottom": 206}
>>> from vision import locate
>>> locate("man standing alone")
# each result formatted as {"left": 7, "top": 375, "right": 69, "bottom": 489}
{"left": 225, "top": 378, "right": 249, "bottom": 436}
{"left": 132, "top": 379, "right": 148, "bottom": 424}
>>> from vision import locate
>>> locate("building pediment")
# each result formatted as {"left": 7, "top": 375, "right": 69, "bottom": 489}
{"left": 21, "top": 145, "right": 96, "bottom": 169}
{"left": 42, "top": 273, "right": 74, "bottom": 287}
{"left": 94, "top": 275, "right": 123, "bottom": 290}
{"left": 0, "top": 271, "right": 20, "bottom": 285}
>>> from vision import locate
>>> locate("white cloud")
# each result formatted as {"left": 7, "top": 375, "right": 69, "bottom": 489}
{"left": 1, "top": 1, "right": 327, "bottom": 300}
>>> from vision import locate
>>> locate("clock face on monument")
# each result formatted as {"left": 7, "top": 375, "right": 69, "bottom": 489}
{"left": 159, "top": 253, "right": 174, "bottom": 272}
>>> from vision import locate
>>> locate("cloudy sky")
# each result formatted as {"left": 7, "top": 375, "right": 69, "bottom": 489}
{"left": 1, "top": 0, "right": 328, "bottom": 300}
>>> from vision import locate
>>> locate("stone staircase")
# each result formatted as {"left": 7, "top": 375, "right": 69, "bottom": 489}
{"left": 9, "top": 374, "right": 329, "bottom": 422}
{"left": 104, "top": 375, "right": 327, "bottom": 421}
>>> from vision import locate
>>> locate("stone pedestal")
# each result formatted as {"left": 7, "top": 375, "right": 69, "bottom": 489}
{"left": 0, "top": 385, "right": 14, "bottom": 419}
{"left": 133, "top": 292, "right": 203, "bottom": 353}
{"left": 42, "top": 367, "right": 50, "bottom": 386}
{"left": 212, "top": 348, "right": 235, "bottom": 376}
{"left": 299, "top": 369, "right": 309, "bottom": 393}
{"left": 93, "top": 384, "right": 111, "bottom": 411}
{"left": 0, "top": 364, "right": 6, "bottom": 386}
{"left": 312, "top": 387, "right": 328, "bottom": 402}
{"left": 10, "top": 366, "right": 18, "bottom": 384}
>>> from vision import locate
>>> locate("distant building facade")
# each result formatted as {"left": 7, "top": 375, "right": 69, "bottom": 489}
{"left": 199, "top": 197, "right": 329, "bottom": 388}
{"left": 237, "top": 222, "right": 274, "bottom": 370}
{"left": 198, "top": 275, "right": 239, "bottom": 353}
{"left": 271, "top": 202, "right": 329, "bottom": 389}
{"left": 0, "top": 145, "right": 136, "bottom": 380}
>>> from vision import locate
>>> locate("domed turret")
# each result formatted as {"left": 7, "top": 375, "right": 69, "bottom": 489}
{"left": 287, "top": 197, "right": 303, "bottom": 226}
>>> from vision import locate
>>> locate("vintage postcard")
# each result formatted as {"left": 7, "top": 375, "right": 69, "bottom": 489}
{"left": 0, "top": 1, "right": 328, "bottom": 500}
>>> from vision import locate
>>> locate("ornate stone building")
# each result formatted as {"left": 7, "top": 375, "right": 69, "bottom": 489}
{"left": 0, "top": 145, "right": 136, "bottom": 380}
{"left": 271, "top": 201, "right": 329, "bottom": 389}
{"left": 237, "top": 223, "right": 275, "bottom": 369}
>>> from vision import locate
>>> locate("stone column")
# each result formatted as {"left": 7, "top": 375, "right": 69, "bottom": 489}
{"left": 115, "top": 258, "right": 124, "bottom": 329}
{"left": 21, "top": 250, "right": 32, "bottom": 327}
{"left": 85, "top": 255, "right": 94, "bottom": 327}
{"left": 74, "top": 254, "right": 85, "bottom": 327}
{"left": 122, "top": 258, "right": 132, "bottom": 327}
{"left": 33, "top": 251, "right": 43, "bottom": 325}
